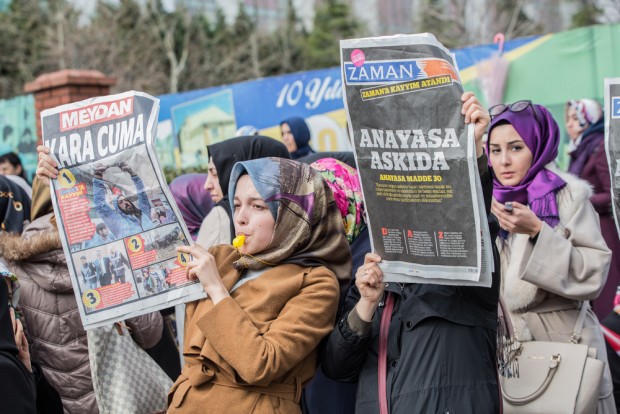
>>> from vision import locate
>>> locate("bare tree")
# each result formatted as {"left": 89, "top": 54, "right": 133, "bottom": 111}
{"left": 598, "top": 0, "right": 620, "bottom": 22}
{"left": 418, "top": 0, "right": 541, "bottom": 48}
{"left": 146, "top": 0, "right": 190, "bottom": 94}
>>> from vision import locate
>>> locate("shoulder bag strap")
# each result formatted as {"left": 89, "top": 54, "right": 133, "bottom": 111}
{"left": 570, "top": 301, "right": 589, "bottom": 344}
{"left": 378, "top": 292, "right": 395, "bottom": 414}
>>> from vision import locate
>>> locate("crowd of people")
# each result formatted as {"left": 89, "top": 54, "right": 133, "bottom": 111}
{"left": 0, "top": 91, "right": 619, "bottom": 414}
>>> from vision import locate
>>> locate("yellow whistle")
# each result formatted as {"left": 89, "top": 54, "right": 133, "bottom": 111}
{"left": 232, "top": 234, "right": 245, "bottom": 249}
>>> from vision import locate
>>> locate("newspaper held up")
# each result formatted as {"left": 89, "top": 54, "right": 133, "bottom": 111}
{"left": 42, "top": 91, "right": 206, "bottom": 330}
{"left": 341, "top": 33, "right": 492, "bottom": 286}
{"left": 605, "top": 78, "right": 620, "bottom": 235}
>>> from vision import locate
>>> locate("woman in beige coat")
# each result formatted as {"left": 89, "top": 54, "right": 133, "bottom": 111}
{"left": 168, "top": 157, "right": 351, "bottom": 413}
{"left": 487, "top": 101, "right": 615, "bottom": 412}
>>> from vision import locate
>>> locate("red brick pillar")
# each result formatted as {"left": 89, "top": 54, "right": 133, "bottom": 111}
{"left": 24, "top": 69, "right": 116, "bottom": 143}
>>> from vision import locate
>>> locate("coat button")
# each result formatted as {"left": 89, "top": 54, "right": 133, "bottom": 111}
{"left": 405, "top": 321, "right": 414, "bottom": 330}
{"left": 391, "top": 360, "right": 398, "bottom": 368}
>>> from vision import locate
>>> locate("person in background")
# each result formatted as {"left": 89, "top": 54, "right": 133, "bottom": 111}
{"left": 0, "top": 175, "right": 31, "bottom": 235}
{"left": 0, "top": 265, "right": 37, "bottom": 414}
{"left": 0, "top": 176, "right": 164, "bottom": 414}
{"left": 490, "top": 100, "right": 615, "bottom": 412}
{"left": 302, "top": 157, "right": 369, "bottom": 414}
{"left": 196, "top": 135, "right": 290, "bottom": 249}
{"left": 169, "top": 173, "right": 213, "bottom": 241}
{"left": 602, "top": 290, "right": 620, "bottom": 413}
{"left": 109, "top": 247, "right": 130, "bottom": 284}
{"left": 168, "top": 157, "right": 351, "bottom": 413}
{"left": 87, "top": 222, "right": 115, "bottom": 248}
{"left": 565, "top": 98, "right": 620, "bottom": 320}
{"left": 80, "top": 256, "right": 98, "bottom": 290}
{"left": 92, "top": 249, "right": 113, "bottom": 287}
{"left": 1, "top": 263, "right": 63, "bottom": 414}
{"left": 0, "top": 152, "right": 29, "bottom": 184}
{"left": 322, "top": 93, "right": 502, "bottom": 413}
{"left": 280, "top": 116, "right": 315, "bottom": 159}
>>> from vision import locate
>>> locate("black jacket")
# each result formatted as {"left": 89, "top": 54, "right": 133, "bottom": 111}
{"left": 321, "top": 157, "right": 501, "bottom": 414}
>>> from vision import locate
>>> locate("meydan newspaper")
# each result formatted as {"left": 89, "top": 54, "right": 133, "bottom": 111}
{"left": 341, "top": 33, "right": 492, "bottom": 286}
{"left": 41, "top": 91, "right": 205, "bottom": 329}
{"left": 605, "top": 78, "right": 620, "bottom": 235}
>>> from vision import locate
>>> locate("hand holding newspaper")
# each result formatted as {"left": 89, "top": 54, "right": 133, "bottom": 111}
{"left": 341, "top": 34, "right": 493, "bottom": 286}
{"left": 41, "top": 91, "right": 206, "bottom": 329}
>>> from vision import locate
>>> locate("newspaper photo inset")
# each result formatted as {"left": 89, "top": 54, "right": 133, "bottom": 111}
{"left": 42, "top": 91, "right": 206, "bottom": 329}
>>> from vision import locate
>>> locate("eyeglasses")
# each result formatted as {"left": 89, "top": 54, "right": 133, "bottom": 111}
{"left": 489, "top": 100, "right": 542, "bottom": 125}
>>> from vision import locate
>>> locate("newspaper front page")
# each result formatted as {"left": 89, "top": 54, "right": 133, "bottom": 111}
{"left": 605, "top": 78, "right": 620, "bottom": 235}
{"left": 41, "top": 91, "right": 206, "bottom": 329}
{"left": 341, "top": 34, "right": 491, "bottom": 286}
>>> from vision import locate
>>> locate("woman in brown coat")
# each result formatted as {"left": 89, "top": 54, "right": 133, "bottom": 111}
{"left": 168, "top": 157, "right": 351, "bottom": 413}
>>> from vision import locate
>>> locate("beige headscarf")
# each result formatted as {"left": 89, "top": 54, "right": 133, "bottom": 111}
{"left": 30, "top": 177, "right": 56, "bottom": 228}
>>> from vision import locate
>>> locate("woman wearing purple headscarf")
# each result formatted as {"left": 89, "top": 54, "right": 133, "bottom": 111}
{"left": 169, "top": 174, "right": 214, "bottom": 241}
{"left": 487, "top": 101, "right": 615, "bottom": 412}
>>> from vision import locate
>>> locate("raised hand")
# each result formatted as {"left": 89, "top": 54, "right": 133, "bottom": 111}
{"left": 36, "top": 145, "right": 58, "bottom": 186}
{"left": 117, "top": 161, "right": 135, "bottom": 176}
{"left": 461, "top": 91, "right": 491, "bottom": 158}
{"left": 355, "top": 253, "right": 385, "bottom": 322}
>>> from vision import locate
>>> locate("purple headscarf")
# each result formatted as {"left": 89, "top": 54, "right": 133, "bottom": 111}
{"left": 487, "top": 104, "right": 566, "bottom": 228}
{"left": 169, "top": 174, "right": 213, "bottom": 240}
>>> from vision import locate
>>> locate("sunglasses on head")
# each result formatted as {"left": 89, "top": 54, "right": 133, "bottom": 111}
{"left": 489, "top": 100, "right": 542, "bottom": 125}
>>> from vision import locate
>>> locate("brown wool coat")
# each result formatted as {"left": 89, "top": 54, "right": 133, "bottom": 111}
{"left": 168, "top": 245, "right": 340, "bottom": 414}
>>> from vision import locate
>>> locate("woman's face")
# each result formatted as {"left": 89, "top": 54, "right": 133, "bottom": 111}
{"left": 488, "top": 124, "right": 534, "bottom": 186}
{"left": 233, "top": 175, "right": 275, "bottom": 255}
{"left": 0, "top": 161, "right": 20, "bottom": 176}
{"left": 204, "top": 157, "right": 223, "bottom": 203}
{"left": 566, "top": 106, "right": 586, "bottom": 141}
{"left": 280, "top": 123, "right": 298, "bottom": 153}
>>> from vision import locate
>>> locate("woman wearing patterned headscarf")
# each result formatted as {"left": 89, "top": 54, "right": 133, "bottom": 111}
{"left": 0, "top": 175, "right": 30, "bottom": 234}
{"left": 566, "top": 99, "right": 620, "bottom": 320}
{"left": 170, "top": 158, "right": 351, "bottom": 413}
{"left": 196, "top": 135, "right": 290, "bottom": 249}
{"left": 488, "top": 101, "right": 615, "bottom": 413}
{"left": 302, "top": 158, "right": 369, "bottom": 414}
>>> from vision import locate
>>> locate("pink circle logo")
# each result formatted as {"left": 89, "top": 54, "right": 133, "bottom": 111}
{"left": 350, "top": 49, "right": 365, "bottom": 67}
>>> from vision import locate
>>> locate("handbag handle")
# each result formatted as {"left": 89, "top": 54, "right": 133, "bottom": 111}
{"left": 498, "top": 298, "right": 589, "bottom": 343}
{"left": 501, "top": 353, "right": 561, "bottom": 404}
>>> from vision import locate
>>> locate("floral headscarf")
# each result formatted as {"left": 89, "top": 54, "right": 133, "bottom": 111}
{"left": 228, "top": 158, "right": 352, "bottom": 285}
{"left": 310, "top": 158, "right": 365, "bottom": 243}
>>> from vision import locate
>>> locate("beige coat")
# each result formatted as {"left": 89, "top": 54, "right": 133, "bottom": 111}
{"left": 196, "top": 206, "right": 231, "bottom": 249}
{"left": 498, "top": 167, "right": 615, "bottom": 412}
{"left": 0, "top": 213, "right": 163, "bottom": 414}
{"left": 167, "top": 245, "right": 340, "bottom": 414}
